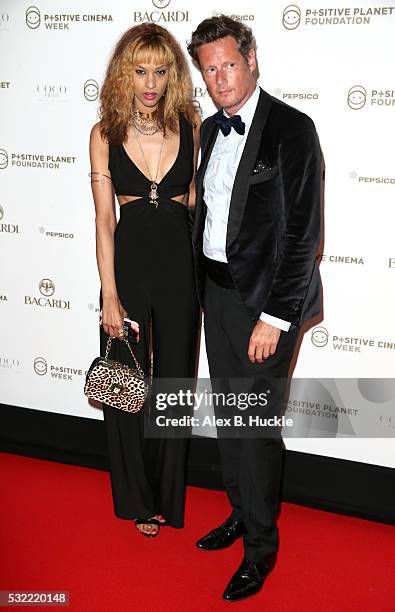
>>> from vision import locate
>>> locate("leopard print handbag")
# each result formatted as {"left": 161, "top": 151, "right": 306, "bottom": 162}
{"left": 84, "top": 336, "right": 149, "bottom": 413}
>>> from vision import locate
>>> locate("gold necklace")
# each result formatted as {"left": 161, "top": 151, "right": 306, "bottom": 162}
{"left": 131, "top": 104, "right": 162, "bottom": 136}
{"left": 133, "top": 127, "right": 165, "bottom": 208}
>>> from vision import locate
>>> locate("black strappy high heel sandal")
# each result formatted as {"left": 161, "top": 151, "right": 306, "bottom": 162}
{"left": 134, "top": 517, "right": 161, "bottom": 538}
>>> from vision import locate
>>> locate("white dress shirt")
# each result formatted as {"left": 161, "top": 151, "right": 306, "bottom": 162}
{"left": 203, "top": 85, "right": 291, "bottom": 332}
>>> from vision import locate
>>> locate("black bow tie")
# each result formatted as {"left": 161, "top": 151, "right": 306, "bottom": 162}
{"left": 214, "top": 111, "right": 245, "bottom": 137}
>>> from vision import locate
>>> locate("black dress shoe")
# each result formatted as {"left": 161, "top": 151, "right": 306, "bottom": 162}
{"left": 195, "top": 518, "right": 247, "bottom": 551}
{"left": 223, "top": 555, "right": 276, "bottom": 602}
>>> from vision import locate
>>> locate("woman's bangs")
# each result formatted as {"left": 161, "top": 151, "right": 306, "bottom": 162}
{"left": 133, "top": 40, "right": 174, "bottom": 67}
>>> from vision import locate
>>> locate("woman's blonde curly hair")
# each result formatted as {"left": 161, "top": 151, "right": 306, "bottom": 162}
{"left": 99, "top": 23, "right": 197, "bottom": 144}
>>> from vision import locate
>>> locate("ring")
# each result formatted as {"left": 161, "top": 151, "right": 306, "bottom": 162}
{"left": 117, "top": 328, "right": 125, "bottom": 337}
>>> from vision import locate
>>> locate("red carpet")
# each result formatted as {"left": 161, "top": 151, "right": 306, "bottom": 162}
{"left": 1, "top": 451, "right": 394, "bottom": 611}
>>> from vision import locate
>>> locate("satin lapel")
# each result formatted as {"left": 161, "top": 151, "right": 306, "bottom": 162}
{"left": 193, "top": 118, "right": 219, "bottom": 244}
{"left": 226, "top": 89, "right": 273, "bottom": 251}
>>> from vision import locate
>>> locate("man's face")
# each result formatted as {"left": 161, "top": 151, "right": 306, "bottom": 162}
{"left": 198, "top": 35, "right": 256, "bottom": 116}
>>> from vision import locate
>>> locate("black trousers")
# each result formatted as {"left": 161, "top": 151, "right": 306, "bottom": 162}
{"left": 204, "top": 272, "right": 299, "bottom": 562}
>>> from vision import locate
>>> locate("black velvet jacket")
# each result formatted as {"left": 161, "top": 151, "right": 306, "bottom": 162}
{"left": 192, "top": 88, "right": 323, "bottom": 327}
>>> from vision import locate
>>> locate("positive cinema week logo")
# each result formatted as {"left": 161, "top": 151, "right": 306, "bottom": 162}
{"left": 26, "top": 6, "right": 113, "bottom": 30}
{"left": 311, "top": 326, "right": 395, "bottom": 353}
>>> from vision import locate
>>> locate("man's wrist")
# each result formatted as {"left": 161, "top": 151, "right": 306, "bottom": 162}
{"left": 259, "top": 312, "right": 291, "bottom": 332}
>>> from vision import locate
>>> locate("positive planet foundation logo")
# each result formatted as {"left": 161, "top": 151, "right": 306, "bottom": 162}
{"left": 347, "top": 85, "right": 395, "bottom": 109}
{"left": 282, "top": 5, "right": 301, "bottom": 29}
{"left": 0, "top": 149, "right": 8, "bottom": 169}
{"left": 4, "top": 150, "right": 76, "bottom": 169}
{"left": 347, "top": 85, "right": 366, "bottom": 109}
{"left": 282, "top": 5, "right": 395, "bottom": 29}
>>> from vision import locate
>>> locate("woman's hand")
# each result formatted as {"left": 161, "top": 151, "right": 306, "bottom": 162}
{"left": 100, "top": 297, "right": 127, "bottom": 339}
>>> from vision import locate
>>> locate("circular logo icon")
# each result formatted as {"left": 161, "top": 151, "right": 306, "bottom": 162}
{"left": 0, "top": 205, "right": 4, "bottom": 220}
{"left": 1, "top": 11, "right": 10, "bottom": 23}
{"left": 282, "top": 5, "right": 301, "bottom": 30}
{"left": 193, "top": 99, "right": 203, "bottom": 115}
{"left": 34, "top": 357, "right": 47, "bottom": 376}
{"left": 39, "top": 278, "right": 55, "bottom": 297}
{"left": 311, "top": 326, "right": 329, "bottom": 347}
{"left": 347, "top": 85, "right": 367, "bottom": 110}
{"left": 26, "top": 6, "right": 41, "bottom": 29}
{"left": 0, "top": 149, "right": 8, "bottom": 169}
{"left": 152, "top": 0, "right": 171, "bottom": 8}
{"left": 83, "top": 79, "right": 99, "bottom": 101}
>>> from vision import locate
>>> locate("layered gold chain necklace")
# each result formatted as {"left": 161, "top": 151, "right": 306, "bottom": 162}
{"left": 131, "top": 102, "right": 164, "bottom": 208}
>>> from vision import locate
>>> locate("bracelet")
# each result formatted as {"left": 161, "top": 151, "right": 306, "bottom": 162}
{"left": 89, "top": 171, "right": 111, "bottom": 184}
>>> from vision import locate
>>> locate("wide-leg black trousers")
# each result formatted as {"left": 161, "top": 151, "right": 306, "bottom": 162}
{"left": 101, "top": 199, "right": 200, "bottom": 528}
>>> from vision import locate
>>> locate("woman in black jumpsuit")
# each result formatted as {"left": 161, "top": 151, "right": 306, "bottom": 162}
{"left": 89, "top": 24, "right": 200, "bottom": 536}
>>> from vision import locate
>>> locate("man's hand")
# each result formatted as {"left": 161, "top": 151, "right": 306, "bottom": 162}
{"left": 248, "top": 320, "right": 281, "bottom": 363}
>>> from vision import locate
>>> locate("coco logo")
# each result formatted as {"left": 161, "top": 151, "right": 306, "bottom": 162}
{"left": 39, "top": 278, "right": 55, "bottom": 297}
{"left": 0, "top": 357, "right": 20, "bottom": 369}
{"left": 84, "top": 79, "right": 99, "bottom": 101}
{"left": 34, "top": 356, "right": 47, "bottom": 376}
{"left": 26, "top": 5, "right": 41, "bottom": 29}
{"left": 0, "top": 204, "right": 4, "bottom": 220}
{"left": 0, "top": 148, "right": 8, "bottom": 169}
{"left": 152, "top": 0, "right": 171, "bottom": 8}
{"left": 282, "top": 5, "right": 301, "bottom": 30}
{"left": 379, "top": 415, "right": 395, "bottom": 430}
{"left": 311, "top": 326, "right": 329, "bottom": 347}
{"left": 36, "top": 84, "right": 67, "bottom": 97}
{"left": 1, "top": 11, "right": 10, "bottom": 24}
{"left": 347, "top": 85, "right": 367, "bottom": 110}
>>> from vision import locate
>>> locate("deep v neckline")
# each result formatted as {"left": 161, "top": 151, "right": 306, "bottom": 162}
{"left": 121, "top": 120, "right": 182, "bottom": 186}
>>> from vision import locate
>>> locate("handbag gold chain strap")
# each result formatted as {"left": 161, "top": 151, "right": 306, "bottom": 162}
{"left": 105, "top": 337, "right": 145, "bottom": 377}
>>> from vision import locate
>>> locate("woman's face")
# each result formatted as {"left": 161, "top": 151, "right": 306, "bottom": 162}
{"left": 131, "top": 61, "right": 169, "bottom": 112}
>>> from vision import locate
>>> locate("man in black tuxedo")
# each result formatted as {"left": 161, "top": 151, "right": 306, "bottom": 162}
{"left": 187, "top": 15, "right": 323, "bottom": 603}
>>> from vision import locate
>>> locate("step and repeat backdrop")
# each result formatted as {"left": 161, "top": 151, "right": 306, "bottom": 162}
{"left": 1, "top": 1, "right": 394, "bottom": 468}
